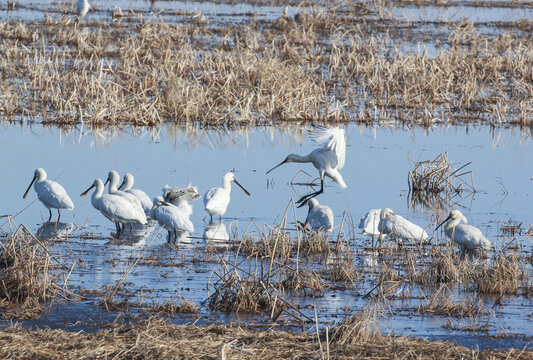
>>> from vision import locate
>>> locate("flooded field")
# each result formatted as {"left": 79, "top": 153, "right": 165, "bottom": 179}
{"left": 0, "top": 123, "right": 531, "bottom": 351}
{"left": 1, "top": 0, "right": 533, "bottom": 358}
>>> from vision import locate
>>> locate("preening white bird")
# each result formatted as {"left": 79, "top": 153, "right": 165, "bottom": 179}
{"left": 436, "top": 210, "right": 491, "bottom": 252}
{"left": 204, "top": 172, "right": 250, "bottom": 221}
{"left": 162, "top": 184, "right": 201, "bottom": 218}
{"left": 23, "top": 168, "right": 74, "bottom": 223}
{"left": 266, "top": 126, "right": 346, "bottom": 207}
{"left": 150, "top": 196, "right": 194, "bottom": 242}
{"left": 118, "top": 173, "right": 153, "bottom": 215}
{"left": 378, "top": 208, "right": 428, "bottom": 243}
{"left": 358, "top": 209, "right": 383, "bottom": 237}
{"left": 81, "top": 179, "right": 147, "bottom": 237}
{"left": 105, "top": 170, "right": 143, "bottom": 209}
{"left": 76, "top": 0, "right": 90, "bottom": 17}
{"left": 303, "top": 199, "right": 334, "bottom": 233}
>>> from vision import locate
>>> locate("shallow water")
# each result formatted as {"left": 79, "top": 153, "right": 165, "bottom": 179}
{"left": 0, "top": 123, "right": 532, "bottom": 350}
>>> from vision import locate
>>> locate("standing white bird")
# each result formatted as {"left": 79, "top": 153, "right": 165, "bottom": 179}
{"left": 266, "top": 126, "right": 346, "bottom": 207}
{"left": 23, "top": 168, "right": 74, "bottom": 223}
{"left": 81, "top": 179, "right": 147, "bottom": 237}
{"left": 378, "top": 208, "right": 428, "bottom": 244}
{"left": 76, "top": 0, "right": 90, "bottom": 17}
{"left": 105, "top": 170, "right": 143, "bottom": 209}
{"left": 436, "top": 210, "right": 491, "bottom": 252}
{"left": 150, "top": 196, "right": 194, "bottom": 243}
{"left": 358, "top": 209, "right": 384, "bottom": 237}
{"left": 204, "top": 172, "right": 250, "bottom": 221}
{"left": 118, "top": 173, "right": 153, "bottom": 215}
{"left": 162, "top": 184, "right": 201, "bottom": 218}
{"left": 303, "top": 199, "right": 334, "bottom": 233}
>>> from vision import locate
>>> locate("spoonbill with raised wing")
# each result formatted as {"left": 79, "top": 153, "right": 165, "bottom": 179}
{"left": 266, "top": 126, "right": 346, "bottom": 207}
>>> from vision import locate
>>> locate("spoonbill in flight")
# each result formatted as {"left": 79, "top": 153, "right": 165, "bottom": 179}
{"left": 303, "top": 198, "right": 334, "bottom": 233}
{"left": 436, "top": 210, "right": 491, "bottom": 252}
{"left": 23, "top": 168, "right": 74, "bottom": 223}
{"left": 378, "top": 208, "right": 428, "bottom": 245}
{"left": 150, "top": 196, "right": 194, "bottom": 243}
{"left": 266, "top": 126, "right": 346, "bottom": 207}
{"left": 81, "top": 179, "right": 147, "bottom": 237}
{"left": 204, "top": 172, "right": 250, "bottom": 221}
{"left": 118, "top": 173, "right": 153, "bottom": 215}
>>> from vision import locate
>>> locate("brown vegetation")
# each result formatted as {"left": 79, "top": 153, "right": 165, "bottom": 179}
{"left": 0, "top": 318, "right": 529, "bottom": 359}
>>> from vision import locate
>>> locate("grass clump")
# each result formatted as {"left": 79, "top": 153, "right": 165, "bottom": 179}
{"left": 0, "top": 225, "right": 73, "bottom": 319}
{"left": 472, "top": 252, "right": 528, "bottom": 295}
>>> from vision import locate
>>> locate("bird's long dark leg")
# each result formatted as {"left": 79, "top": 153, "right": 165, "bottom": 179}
{"left": 48, "top": 209, "right": 53, "bottom": 223}
{"left": 115, "top": 222, "right": 121, "bottom": 238}
{"left": 57, "top": 209, "right": 61, "bottom": 224}
{"left": 296, "top": 178, "right": 325, "bottom": 208}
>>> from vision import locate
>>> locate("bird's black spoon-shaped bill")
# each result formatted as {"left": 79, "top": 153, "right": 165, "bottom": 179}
{"left": 266, "top": 159, "right": 287, "bottom": 174}
{"left": 80, "top": 183, "right": 95, "bottom": 197}
{"left": 23, "top": 173, "right": 38, "bottom": 199}
{"left": 435, "top": 214, "right": 452, "bottom": 231}
{"left": 234, "top": 179, "right": 250, "bottom": 196}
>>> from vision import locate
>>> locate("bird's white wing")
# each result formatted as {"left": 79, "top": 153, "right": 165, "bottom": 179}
{"left": 309, "top": 126, "right": 346, "bottom": 170}
{"left": 453, "top": 224, "right": 491, "bottom": 249}
{"left": 156, "top": 205, "right": 194, "bottom": 233}
{"left": 36, "top": 180, "right": 74, "bottom": 210}
{"left": 383, "top": 215, "right": 428, "bottom": 241}
{"left": 358, "top": 209, "right": 382, "bottom": 235}
{"left": 127, "top": 189, "right": 153, "bottom": 214}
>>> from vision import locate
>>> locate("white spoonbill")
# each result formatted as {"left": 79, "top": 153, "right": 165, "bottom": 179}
{"left": 266, "top": 126, "right": 346, "bottom": 207}
{"left": 378, "top": 208, "right": 428, "bottom": 243}
{"left": 162, "top": 184, "right": 201, "bottom": 218}
{"left": 358, "top": 209, "right": 384, "bottom": 237}
{"left": 303, "top": 199, "right": 334, "bottom": 233}
{"left": 204, "top": 172, "right": 250, "bottom": 221}
{"left": 81, "top": 179, "right": 147, "bottom": 237}
{"left": 436, "top": 210, "right": 491, "bottom": 252}
{"left": 118, "top": 173, "right": 153, "bottom": 215}
{"left": 150, "top": 196, "right": 194, "bottom": 242}
{"left": 23, "top": 168, "right": 74, "bottom": 223}
{"left": 76, "top": 0, "right": 90, "bottom": 17}
{"left": 105, "top": 170, "right": 143, "bottom": 209}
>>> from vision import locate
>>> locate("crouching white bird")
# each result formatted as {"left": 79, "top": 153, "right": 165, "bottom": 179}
{"left": 81, "top": 179, "right": 147, "bottom": 237}
{"left": 436, "top": 209, "right": 491, "bottom": 252}
{"left": 162, "top": 184, "right": 201, "bottom": 218}
{"left": 23, "top": 168, "right": 74, "bottom": 223}
{"left": 118, "top": 173, "right": 153, "bottom": 215}
{"left": 151, "top": 196, "right": 194, "bottom": 242}
{"left": 76, "top": 0, "right": 90, "bottom": 17}
{"left": 267, "top": 126, "right": 346, "bottom": 207}
{"left": 204, "top": 172, "right": 250, "bottom": 221}
{"left": 358, "top": 209, "right": 383, "bottom": 237}
{"left": 379, "top": 208, "right": 428, "bottom": 243}
{"left": 303, "top": 199, "right": 334, "bottom": 233}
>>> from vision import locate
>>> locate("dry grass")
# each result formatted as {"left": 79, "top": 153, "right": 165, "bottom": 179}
{"left": 0, "top": 318, "right": 530, "bottom": 359}
{"left": 148, "top": 297, "right": 199, "bottom": 315}
{"left": 418, "top": 285, "right": 486, "bottom": 318}
{"left": 472, "top": 251, "right": 528, "bottom": 295}
{"left": 1, "top": 3, "right": 533, "bottom": 127}
{"left": 0, "top": 225, "right": 73, "bottom": 319}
